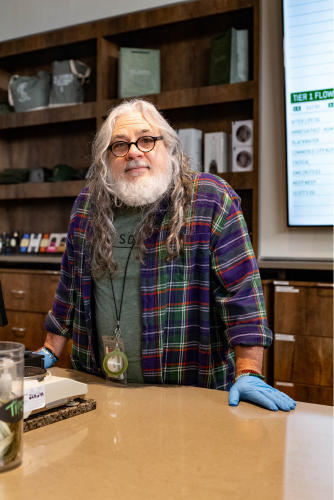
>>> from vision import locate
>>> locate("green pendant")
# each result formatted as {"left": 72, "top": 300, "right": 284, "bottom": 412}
{"left": 103, "top": 349, "right": 128, "bottom": 376}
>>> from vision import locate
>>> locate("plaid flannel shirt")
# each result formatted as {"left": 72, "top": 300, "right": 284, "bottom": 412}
{"left": 45, "top": 173, "right": 272, "bottom": 390}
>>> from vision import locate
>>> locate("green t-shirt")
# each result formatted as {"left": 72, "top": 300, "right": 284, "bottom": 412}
{"left": 93, "top": 205, "right": 144, "bottom": 383}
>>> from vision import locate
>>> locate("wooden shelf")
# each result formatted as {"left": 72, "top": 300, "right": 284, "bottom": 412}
{"left": 216, "top": 172, "right": 254, "bottom": 190}
{"left": 0, "top": 255, "right": 62, "bottom": 263}
{"left": 0, "top": 180, "right": 87, "bottom": 200}
{"left": 103, "top": 82, "right": 255, "bottom": 113}
{"left": 0, "top": 102, "right": 97, "bottom": 130}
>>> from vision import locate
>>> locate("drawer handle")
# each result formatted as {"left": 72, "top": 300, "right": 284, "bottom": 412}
{"left": 12, "top": 327, "right": 26, "bottom": 337}
{"left": 11, "top": 290, "right": 26, "bottom": 297}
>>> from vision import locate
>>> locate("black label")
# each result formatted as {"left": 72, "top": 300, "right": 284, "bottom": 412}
{"left": 0, "top": 396, "right": 24, "bottom": 423}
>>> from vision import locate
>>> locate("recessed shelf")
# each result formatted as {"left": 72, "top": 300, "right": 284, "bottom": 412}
{"left": 0, "top": 180, "right": 87, "bottom": 200}
{"left": 0, "top": 102, "right": 97, "bottom": 130}
{"left": 0, "top": 255, "right": 62, "bottom": 264}
{"left": 103, "top": 82, "right": 255, "bottom": 113}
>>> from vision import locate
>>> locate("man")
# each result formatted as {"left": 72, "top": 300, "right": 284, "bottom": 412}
{"left": 38, "top": 99, "right": 295, "bottom": 412}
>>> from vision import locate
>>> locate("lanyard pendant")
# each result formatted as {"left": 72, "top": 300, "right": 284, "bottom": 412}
{"left": 103, "top": 328, "right": 128, "bottom": 376}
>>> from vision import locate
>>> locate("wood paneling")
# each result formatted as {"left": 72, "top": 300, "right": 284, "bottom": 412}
{"left": 0, "top": 197, "right": 75, "bottom": 234}
{"left": 274, "top": 286, "right": 308, "bottom": 335}
{"left": 0, "top": 102, "right": 96, "bottom": 130}
{"left": 274, "top": 334, "right": 333, "bottom": 387}
{"left": 0, "top": 271, "right": 59, "bottom": 313}
{"left": 1, "top": 310, "right": 47, "bottom": 349}
{"left": 107, "top": 8, "right": 253, "bottom": 96}
{"left": 261, "top": 280, "right": 274, "bottom": 385}
{"left": 274, "top": 382, "right": 333, "bottom": 406}
{"left": 104, "top": 81, "right": 255, "bottom": 111}
{"left": 1, "top": 311, "right": 73, "bottom": 369}
{"left": 0, "top": 1, "right": 254, "bottom": 57}
{"left": 0, "top": 39, "right": 97, "bottom": 102}
{"left": 0, "top": 180, "right": 86, "bottom": 200}
{"left": 0, "top": 119, "right": 96, "bottom": 172}
{"left": 275, "top": 285, "right": 333, "bottom": 337}
{"left": 307, "top": 287, "right": 333, "bottom": 337}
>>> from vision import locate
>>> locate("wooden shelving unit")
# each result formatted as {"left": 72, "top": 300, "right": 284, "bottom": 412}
{"left": 0, "top": 0, "right": 260, "bottom": 257}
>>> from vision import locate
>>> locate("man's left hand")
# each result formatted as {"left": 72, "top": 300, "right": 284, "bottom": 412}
{"left": 229, "top": 376, "right": 296, "bottom": 411}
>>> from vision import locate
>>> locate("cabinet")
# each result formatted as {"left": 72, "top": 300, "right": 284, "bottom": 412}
{"left": 0, "top": 0, "right": 260, "bottom": 259}
{"left": 0, "top": 269, "right": 72, "bottom": 368}
{"left": 273, "top": 281, "right": 333, "bottom": 406}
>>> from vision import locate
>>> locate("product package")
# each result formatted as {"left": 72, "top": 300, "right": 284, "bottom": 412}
{"left": 0, "top": 169, "right": 30, "bottom": 184}
{"left": 27, "top": 233, "right": 42, "bottom": 253}
{"left": 8, "top": 71, "right": 51, "bottom": 112}
{"left": 118, "top": 47, "right": 160, "bottom": 98}
{"left": 28, "top": 167, "right": 52, "bottom": 183}
{"left": 231, "top": 119, "right": 253, "bottom": 172}
{"left": 19, "top": 234, "right": 30, "bottom": 253}
{"left": 46, "top": 234, "right": 61, "bottom": 253}
{"left": 209, "top": 28, "right": 249, "bottom": 85}
{"left": 232, "top": 119, "right": 253, "bottom": 147}
{"left": 177, "top": 128, "right": 203, "bottom": 171}
{"left": 39, "top": 234, "right": 50, "bottom": 253}
{"left": 204, "top": 132, "right": 230, "bottom": 174}
{"left": 0, "top": 101, "right": 14, "bottom": 115}
{"left": 56, "top": 234, "right": 67, "bottom": 253}
{"left": 49, "top": 60, "right": 91, "bottom": 107}
{"left": 232, "top": 146, "right": 253, "bottom": 172}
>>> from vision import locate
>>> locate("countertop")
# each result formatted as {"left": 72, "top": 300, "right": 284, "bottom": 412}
{"left": 2, "top": 368, "right": 333, "bottom": 500}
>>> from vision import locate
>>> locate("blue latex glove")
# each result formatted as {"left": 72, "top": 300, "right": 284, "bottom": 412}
{"left": 34, "top": 348, "right": 57, "bottom": 369}
{"left": 229, "top": 376, "right": 296, "bottom": 411}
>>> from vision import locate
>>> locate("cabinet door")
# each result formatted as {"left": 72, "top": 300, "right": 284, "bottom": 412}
{"left": 274, "top": 286, "right": 308, "bottom": 335}
{"left": 274, "top": 334, "right": 333, "bottom": 387}
{"left": 307, "top": 286, "right": 333, "bottom": 337}
{"left": 0, "top": 272, "right": 60, "bottom": 313}
{"left": 274, "top": 382, "right": 333, "bottom": 406}
{"left": 0, "top": 310, "right": 73, "bottom": 369}
{"left": 0, "top": 310, "right": 46, "bottom": 350}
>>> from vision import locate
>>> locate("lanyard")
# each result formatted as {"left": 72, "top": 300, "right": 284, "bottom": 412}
{"left": 110, "top": 241, "right": 135, "bottom": 336}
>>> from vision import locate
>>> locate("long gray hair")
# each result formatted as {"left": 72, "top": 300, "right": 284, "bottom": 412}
{"left": 88, "top": 99, "right": 193, "bottom": 279}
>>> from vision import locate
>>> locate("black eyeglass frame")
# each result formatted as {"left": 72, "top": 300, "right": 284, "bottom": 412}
{"left": 107, "top": 136, "right": 164, "bottom": 157}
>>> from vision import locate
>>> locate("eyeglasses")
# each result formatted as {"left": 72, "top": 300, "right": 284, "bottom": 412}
{"left": 108, "top": 136, "right": 163, "bottom": 157}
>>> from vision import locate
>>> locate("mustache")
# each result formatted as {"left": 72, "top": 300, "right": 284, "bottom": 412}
{"left": 124, "top": 160, "right": 152, "bottom": 172}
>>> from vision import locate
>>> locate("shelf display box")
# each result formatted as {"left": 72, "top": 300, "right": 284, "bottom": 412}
{"left": 204, "top": 132, "right": 230, "bottom": 174}
{"left": 46, "top": 233, "right": 61, "bottom": 253}
{"left": 232, "top": 145, "right": 253, "bottom": 172}
{"left": 232, "top": 119, "right": 253, "bottom": 147}
{"left": 118, "top": 47, "right": 160, "bottom": 98}
{"left": 39, "top": 233, "right": 50, "bottom": 253}
{"left": 56, "top": 233, "right": 67, "bottom": 253}
{"left": 19, "top": 234, "right": 30, "bottom": 253}
{"left": 209, "top": 28, "right": 249, "bottom": 85}
{"left": 27, "top": 233, "right": 42, "bottom": 253}
{"left": 177, "top": 129, "right": 203, "bottom": 171}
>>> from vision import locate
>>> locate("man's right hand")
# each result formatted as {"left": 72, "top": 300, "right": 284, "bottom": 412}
{"left": 34, "top": 332, "right": 69, "bottom": 368}
{"left": 34, "top": 347, "right": 58, "bottom": 368}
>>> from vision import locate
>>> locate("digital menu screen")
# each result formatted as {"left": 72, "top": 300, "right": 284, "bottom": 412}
{"left": 283, "top": 0, "right": 333, "bottom": 226}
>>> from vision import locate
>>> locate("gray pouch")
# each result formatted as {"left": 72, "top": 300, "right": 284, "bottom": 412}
{"left": 49, "top": 60, "right": 91, "bottom": 107}
{"left": 8, "top": 71, "right": 51, "bottom": 112}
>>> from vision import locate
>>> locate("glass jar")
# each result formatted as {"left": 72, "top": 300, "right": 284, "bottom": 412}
{"left": 0, "top": 342, "right": 24, "bottom": 473}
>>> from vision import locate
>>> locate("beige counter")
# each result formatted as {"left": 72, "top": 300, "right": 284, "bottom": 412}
{"left": 2, "top": 368, "right": 333, "bottom": 500}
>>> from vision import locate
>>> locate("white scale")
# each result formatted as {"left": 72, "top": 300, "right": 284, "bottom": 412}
{"left": 23, "top": 367, "right": 88, "bottom": 419}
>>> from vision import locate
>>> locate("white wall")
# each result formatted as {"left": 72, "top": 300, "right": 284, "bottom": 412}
{"left": 0, "top": 0, "right": 189, "bottom": 43}
{"left": 259, "top": 0, "right": 333, "bottom": 261}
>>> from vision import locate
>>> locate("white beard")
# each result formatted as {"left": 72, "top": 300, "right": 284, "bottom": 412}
{"left": 111, "top": 159, "right": 173, "bottom": 206}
